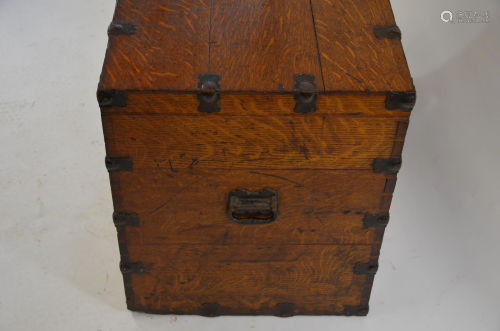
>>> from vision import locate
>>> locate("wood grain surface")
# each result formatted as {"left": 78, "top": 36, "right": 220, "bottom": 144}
{"left": 101, "top": 91, "right": 412, "bottom": 117}
{"left": 209, "top": 0, "right": 323, "bottom": 92}
{"left": 310, "top": 0, "right": 413, "bottom": 92}
{"left": 104, "top": 114, "right": 400, "bottom": 170}
{"left": 116, "top": 169, "right": 387, "bottom": 245}
{"left": 98, "top": 0, "right": 412, "bottom": 93}
{"left": 99, "top": 0, "right": 209, "bottom": 91}
{"left": 127, "top": 244, "right": 371, "bottom": 315}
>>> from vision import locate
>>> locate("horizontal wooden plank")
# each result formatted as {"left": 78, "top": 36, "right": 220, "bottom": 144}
{"left": 118, "top": 169, "right": 386, "bottom": 245}
{"left": 100, "top": 92, "right": 412, "bottom": 117}
{"left": 310, "top": 0, "right": 413, "bottom": 92}
{"left": 127, "top": 244, "right": 371, "bottom": 315}
{"left": 105, "top": 115, "right": 399, "bottom": 170}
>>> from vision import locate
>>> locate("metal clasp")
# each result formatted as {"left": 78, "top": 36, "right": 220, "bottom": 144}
{"left": 293, "top": 74, "right": 318, "bottom": 114}
{"left": 197, "top": 74, "right": 221, "bottom": 113}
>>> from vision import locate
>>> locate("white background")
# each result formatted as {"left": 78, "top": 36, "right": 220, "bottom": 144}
{"left": 1, "top": 0, "right": 499, "bottom": 330}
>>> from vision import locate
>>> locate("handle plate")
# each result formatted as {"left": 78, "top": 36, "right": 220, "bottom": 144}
{"left": 227, "top": 188, "right": 279, "bottom": 225}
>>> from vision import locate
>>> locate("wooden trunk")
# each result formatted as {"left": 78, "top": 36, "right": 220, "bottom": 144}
{"left": 98, "top": 0, "right": 415, "bottom": 317}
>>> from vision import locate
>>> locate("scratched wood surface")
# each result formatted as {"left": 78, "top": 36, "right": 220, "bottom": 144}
{"left": 98, "top": 0, "right": 412, "bottom": 93}
{"left": 116, "top": 169, "right": 387, "bottom": 245}
{"left": 127, "top": 244, "right": 371, "bottom": 315}
{"left": 209, "top": 0, "right": 323, "bottom": 92}
{"left": 101, "top": 92, "right": 412, "bottom": 117}
{"left": 99, "top": 0, "right": 209, "bottom": 91}
{"left": 310, "top": 0, "right": 413, "bottom": 92}
{"left": 104, "top": 114, "right": 401, "bottom": 170}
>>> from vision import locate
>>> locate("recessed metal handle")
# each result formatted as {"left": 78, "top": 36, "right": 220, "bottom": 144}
{"left": 227, "top": 188, "right": 278, "bottom": 225}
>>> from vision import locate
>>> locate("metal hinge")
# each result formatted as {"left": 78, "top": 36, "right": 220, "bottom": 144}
{"left": 363, "top": 213, "right": 390, "bottom": 228}
{"left": 97, "top": 90, "right": 128, "bottom": 108}
{"left": 372, "top": 157, "right": 401, "bottom": 176}
{"left": 386, "top": 91, "right": 416, "bottom": 111}
{"left": 120, "top": 262, "right": 145, "bottom": 275}
{"left": 293, "top": 74, "right": 318, "bottom": 114}
{"left": 108, "top": 22, "right": 138, "bottom": 36}
{"left": 197, "top": 74, "right": 221, "bottom": 113}
{"left": 113, "top": 212, "right": 140, "bottom": 227}
{"left": 373, "top": 25, "right": 402, "bottom": 40}
{"left": 105, "top": 156, "right": 134, "bottom": 173}
{"left": 354, "top": 263, "right": 379, "bottom": 275}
